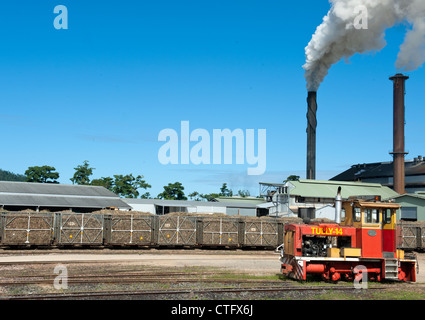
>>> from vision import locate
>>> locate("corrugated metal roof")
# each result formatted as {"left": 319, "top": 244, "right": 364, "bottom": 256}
{"left": 288, "top": 179, "right": 399, "bottom": 199}
{"left": 0, "top": 194, "right": 130, "bottom": 208}
{"left": 388, "top": 193, "right": 425, "bottom": 201}
{"left": 215, "top": 197, "right": 265, "bottom": 207}
{"left": 0, "top": 181, "right": 131, "bottom": 209}
{"left": 256, "top": 202, "right": 275, "bottom": 209}
{"left": 0, "top": 181, "right": 117, "bottom": 197}
{"left": 331, "top": 160, "right": 425, "bottom": 181}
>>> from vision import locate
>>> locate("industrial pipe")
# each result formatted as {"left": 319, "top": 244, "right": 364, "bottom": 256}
{"left": 389, "top": 73, "right": 409, "bottom": 194}
{"left": 335, "top": 186, "right": 342, "bottom": 223}
{"left": 307, "top": 91, "right": 317, "bottom": 180}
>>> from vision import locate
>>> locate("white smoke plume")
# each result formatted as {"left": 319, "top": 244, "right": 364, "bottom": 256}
{"left": 303, "top": 0, "right": 425, "bottom": 91}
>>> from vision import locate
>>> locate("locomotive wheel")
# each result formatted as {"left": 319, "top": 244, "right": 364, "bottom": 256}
{"left": 331, "top": 272, "right": 341, "bottom": 282}
{"left": 398, "top": 268, "right": 406, "bottom": 281}
{"left": 354, "top": 272, "right": 363, "bottom": 282}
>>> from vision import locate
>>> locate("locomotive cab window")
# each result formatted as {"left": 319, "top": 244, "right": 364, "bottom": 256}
{"left": 341, "top": 208, "right": 346, "bottom": 222}
{"left": 354, "top": 207, "right": 361, "bottom": 222}
{"left": 383, "top": 208, "right": 392, "bottom": 224}
{"left": 372, "top": 209, "right": 379, "bottom": 223}
{"left": 365, "top": 209, "right": 379, "bottom": 223}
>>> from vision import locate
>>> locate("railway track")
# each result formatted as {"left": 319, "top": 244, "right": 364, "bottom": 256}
{"left": 0, "top": 267, "right": 387, "bottom": 300}
{"left": 0, "top": 270, "right": 285, "bottom": 285}
{"left": 0, "top": 252, "right": 399, "bottom": 301}
{"left": 0, "top": 285, "right": 385, "bottom": 300}
{"left": 0, "top": 276, "right": 284, "bottom": 286}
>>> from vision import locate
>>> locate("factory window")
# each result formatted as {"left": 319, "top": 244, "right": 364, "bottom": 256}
{"left": 401, "top": 207, "right": 417, "bottom": 221}
{"left": 354, "top": 207, "right": 361, "bottom": 222}
{"left": 296, "top": 196, "right": 306, "bottom": 203}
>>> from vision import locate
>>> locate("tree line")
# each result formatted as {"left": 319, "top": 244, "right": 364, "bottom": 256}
{"left": 1, "top": 161, "right": 253, "bottom": 201}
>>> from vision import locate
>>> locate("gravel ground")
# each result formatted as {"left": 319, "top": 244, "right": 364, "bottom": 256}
{"left": 0, "top": 248, "right": 423, "bottom": 279}
{"left": 0, "top": 248, "right": 424, "bottom": 300}
{"left": 414, "top": 252, "right": 425, "bottom": 282}
{"left": 0, "top": 248, "right": 281, "bottom": 276}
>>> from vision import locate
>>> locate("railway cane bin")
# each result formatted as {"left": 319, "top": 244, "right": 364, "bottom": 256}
{"left": 157, "top": 214, "right": 197, "bottom": 246}
{"left": 243, "top": 217, "right": 281, "bottom": 248}
{"left": 1, "top": 212, "right": 54, "bottom": 246}
{"left": 106, "top": 214, "right": 155, "bottom": 246}
{"left": 57, "top": 213, "right": 104, "bottom": 245}
{"left": 200, "top": 216, "right": 241, "bottom": 247}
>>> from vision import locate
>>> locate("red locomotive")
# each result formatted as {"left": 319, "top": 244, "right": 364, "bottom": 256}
{"left": 280, "top": 189, "right": 417, "bottom": 282}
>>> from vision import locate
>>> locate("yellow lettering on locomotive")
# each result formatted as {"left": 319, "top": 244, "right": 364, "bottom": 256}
{"left": 310, "top": 227, "right": 343, "bottom": 236}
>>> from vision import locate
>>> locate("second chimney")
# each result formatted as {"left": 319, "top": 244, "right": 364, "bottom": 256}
{"left": 389, "top": 73, "right": 409, "bottom": 195}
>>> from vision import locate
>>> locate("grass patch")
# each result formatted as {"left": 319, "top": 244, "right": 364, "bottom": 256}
{"left": 368, "top": 289, "right": 425, "bottom": 300}
{"left": 209, "top": 272, "right": 285, "bottom": 281}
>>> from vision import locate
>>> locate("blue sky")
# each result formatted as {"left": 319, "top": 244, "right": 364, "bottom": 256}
{"left": 1, "top": 1, "right": 424, "bottom": 198}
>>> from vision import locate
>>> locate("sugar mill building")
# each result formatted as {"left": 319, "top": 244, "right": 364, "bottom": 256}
{"left": 123, "top": 197, "right": 266, "bottom": 217}
{"left": 330, "top": 156, "right": 425, "bottom": 194}
{"left": 387, "top": 193, "right": 425, "bottom": 222}
{"left": 0, "top": 181, "right": 131, "bottom": 212}
{"left": 0, "top": 181, "right": 269, "bottom": 217}
{"left": 214, "top": 196, "right": 267, "bottom": 216}
{"left": 124, "top": 199, "right": 226, "bottom": 215}
{"left": 259, "top": 179, "right": 399, "bottom": 220}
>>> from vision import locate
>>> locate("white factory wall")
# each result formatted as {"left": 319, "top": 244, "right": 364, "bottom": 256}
{"left": 128, "top": 203, "right": 156, "bottom": 214}
{"left": 226, "top": 207, "right": 256, "bottom": 216}
{"left": 126, "top": 202, "right": 227, "bottom": 215}
{"left": 125, "top": 198, "right": 258, "bottom": 216}
{"left": 315, "top": 205, "right": 336, "bottom": 220}
{"left": 196, "top": 206, "right": 227, "bottom": 214}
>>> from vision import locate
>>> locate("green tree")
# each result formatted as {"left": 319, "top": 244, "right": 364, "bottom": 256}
{"left": 157, "top": 182, "right": 187, "bottom": 200}
{"left": 237, "top": 189, "right": 250, "bottom": 197}
{"left": 199, "top": 193, "right": 220, "bottom": 202}
{"left": 70, "top": 160, "right": 94, "bottom": 185}
{"left": 90, "top": 174, "right": 151, "bottom": 198}
{"left": 112, "top": 174, "right": 151, "bottom": 198}
{"left": 25, "top": 166, "right": 60, "bottom": 183}
{"left": 219, "top": 183, "right": 233, "bottom": 197}
{"left": 140, "top": 192, "right": 152, "bottom": 199}
{"left": 90, "top": 177, "right": 114, "bottom": 190}
{"left": 0, "top": 169, "right": 26, "bottom": 182}
{"left": 197, "top": 183, "right": 233, "bottom": 202}
{"left": 283, "top": 175, "right": 300, "bottom": 183}
{"left": 188, "top": 191, "right": 201, "bottom": 201}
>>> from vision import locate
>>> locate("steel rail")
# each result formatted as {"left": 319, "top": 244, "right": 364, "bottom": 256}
{"left": 1, "top": 285, "right": 385, "bottom": 300}
{"left": 0, "top": 276, "right": 285, "bottom": 285}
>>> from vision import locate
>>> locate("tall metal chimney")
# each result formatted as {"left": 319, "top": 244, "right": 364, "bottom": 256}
{"left": 307, "top": 91, "right": 317, "bottom": 180}
{"left": 389, "top": 73, "right": 409, "bottom": 194}
{"left": 335, "top": 186, "right": 342, "bottom": 223}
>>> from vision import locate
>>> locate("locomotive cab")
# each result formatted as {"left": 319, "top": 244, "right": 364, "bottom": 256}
{"left": 340, "top": 198, "right": 401, "bottom": 259}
